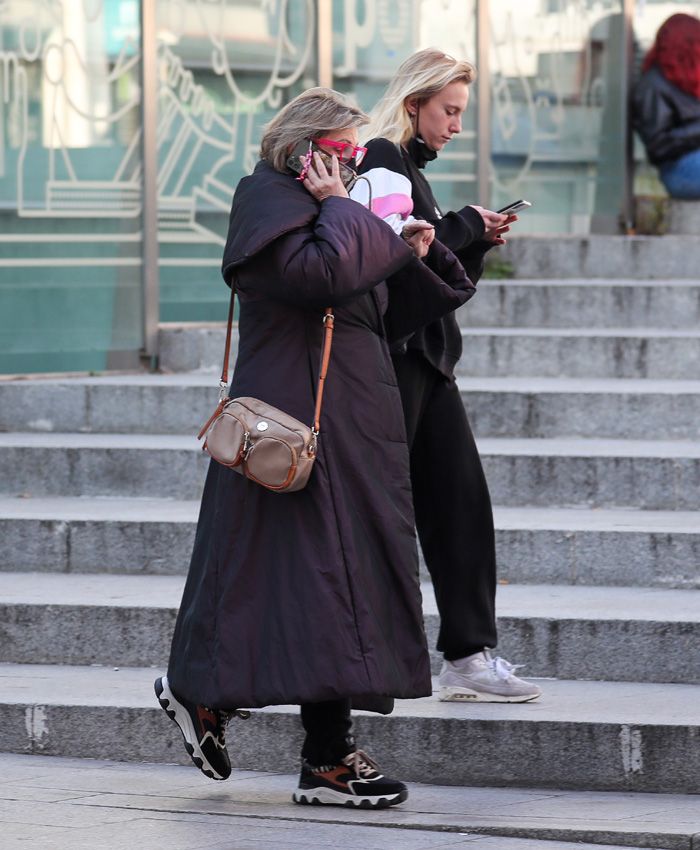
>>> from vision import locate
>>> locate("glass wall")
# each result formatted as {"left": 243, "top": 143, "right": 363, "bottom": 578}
{"left": 2, "top": 0, "right": 696, "bottom": 373}
{"left": 488, "top": 0, "right": 629, "bottom": 234}
{"left": 154, "top": 0, "right": 319, "bottom": 322}
{"left": 0, "top": 0, "right": 144, "bottom": 373}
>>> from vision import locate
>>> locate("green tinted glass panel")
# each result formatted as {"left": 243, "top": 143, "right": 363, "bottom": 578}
{"left": 0, "top": 1, "right": 143, "bottom": 374}
{"left": 489, "top": 0, "right": 628, "bottom": 234}
{"left": 155, "top": 1, "right": 319, "bottom": 323}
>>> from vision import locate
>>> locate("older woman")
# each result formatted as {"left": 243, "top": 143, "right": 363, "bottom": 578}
{"left": 154, "top": 88, "right": 472, "bottom": 808}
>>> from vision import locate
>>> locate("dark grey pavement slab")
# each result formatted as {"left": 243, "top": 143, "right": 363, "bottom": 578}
{"left": 0, "top": 753, "right": 693, "bottom": 849}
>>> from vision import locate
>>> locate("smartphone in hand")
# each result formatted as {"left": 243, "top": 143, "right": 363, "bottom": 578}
{"left": 497, "top": 199, "right": 532, "bottom": 215}
{"left": 286, "top": 140, "right": 358, "bottom": 189}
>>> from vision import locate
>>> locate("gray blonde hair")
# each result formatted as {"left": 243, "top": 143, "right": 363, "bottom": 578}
{"left": 260, "top": 87, "right": 369, "bottom": 172}
{"left": 363, "top": 48, "right": 476, "bottom": 145}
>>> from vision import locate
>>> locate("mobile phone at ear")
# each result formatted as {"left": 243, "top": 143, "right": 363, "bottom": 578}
{"left": 286, "top": 140, "right": 357, "bottom": 189}
{"left": 287, "top": 140, "right": 313, "bottom": 176}
{"left": 497, "top": 199, "right": 531, "bottom": 215}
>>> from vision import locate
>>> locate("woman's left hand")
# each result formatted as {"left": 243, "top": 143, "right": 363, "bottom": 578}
{"left": 302, "top": 152, "right": 349, "bottom": 201}
{"left": 402, "top": 221, "right": 435, "bottom": 258}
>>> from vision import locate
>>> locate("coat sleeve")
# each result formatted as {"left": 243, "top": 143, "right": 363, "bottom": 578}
{"left": 383, "top": 238, "right": 475, "bottom": 344}
{"left": 431, "top": 205, "right": 486, "bottom": 254}
{"left": 234, "top": 195, "right": 414, "bottom": 309}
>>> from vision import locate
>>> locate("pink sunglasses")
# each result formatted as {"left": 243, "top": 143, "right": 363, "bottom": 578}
{"left": 313, "top": 137, "right": 367, "bottom": 166}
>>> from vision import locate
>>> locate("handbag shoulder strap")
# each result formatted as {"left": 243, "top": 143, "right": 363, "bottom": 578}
{"left": 198, "top": 285, "right": 334, "bottom": 440}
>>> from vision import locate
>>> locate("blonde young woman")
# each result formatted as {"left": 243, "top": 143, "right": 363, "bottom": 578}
{"left": 154, "top": 88, "right": 473, "bottom": 809}
{"left": 360, "top": 48, "right": 541, "bottom": 703}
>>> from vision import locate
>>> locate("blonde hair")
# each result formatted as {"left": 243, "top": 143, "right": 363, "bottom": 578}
{"left": 363, "top": 48, "right": 476, "bottom": 145}
{"left": 260, "top": 87, "right": 369, "bottom": 172}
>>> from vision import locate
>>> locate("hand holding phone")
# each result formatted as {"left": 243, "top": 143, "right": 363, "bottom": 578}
{"left": 287, "top": 140, "right": 358, "bottom": 190}
{"left": 496, "top": 199, "right": 532, "bottom": 215}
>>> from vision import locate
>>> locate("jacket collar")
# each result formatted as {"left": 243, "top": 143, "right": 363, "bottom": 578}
{"left": 405, "top": 135, "right": 438, "bottom": 169}
{"left": 221, "top": 160, "right": 318, "bottom": 281}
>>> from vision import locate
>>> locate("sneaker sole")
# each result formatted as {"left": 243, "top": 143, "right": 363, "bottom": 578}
{"left": 438, "top": 685, "right": 541, "bottom": 704}
{"left": 292, "top": 787, "right": 408, "bottom": 808}
{"left": 154, "top": 676, "right": 230, "bottom": 780}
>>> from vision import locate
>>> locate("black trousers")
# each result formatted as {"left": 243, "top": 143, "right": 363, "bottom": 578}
{"left": 300, "top": 700, "right": 354, "bottom": 766}
{"left": 392, "top": 350, "right": 497, "bottom": 659}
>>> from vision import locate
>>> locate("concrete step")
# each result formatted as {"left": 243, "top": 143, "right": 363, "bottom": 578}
{"left": 1, "top": 573, "right": 697, "bottom": 683}
{"left": 460, "top": 377, "right": 700, "bottom": 440}
{"left": 157, "top": 323, "right": 700, "bottom": 378}
{"left": 3, "top": 663, "right": 699, "bottom": 793}
{"left": 500, "top": 234, "right": 698, "bottom": 280}
{"left": 5, "top": 753, "right": 700, "bottom": 850}
{"left": 1, "top": 498, "right": 698, "bottom": 590}
{"left": 2, "top": 433, "right": 700, "bottom": 510}
{"left": 4, "top": 374, "right": 700, "bottom": 441}
{"left": 0, "top": 432, "right": 209, "bottom": 500}
{"left": 477, "top": 437, "right": 700, "bottom": 510}
{"left": 455, "top": 328, "right": 700, "bottom": 380}
{"left": 459, "top": 279, "right": 700, "bottom": 329}
{"left": 159, "top": 322, "right": 231, "bottom": 373}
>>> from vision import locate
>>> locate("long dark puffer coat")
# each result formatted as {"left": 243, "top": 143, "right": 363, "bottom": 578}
{"left": 167, "top": 161, "right": 472, "bottom": 713}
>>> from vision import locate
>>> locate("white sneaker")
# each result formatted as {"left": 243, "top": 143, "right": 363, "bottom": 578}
{"left": 438, "top": 650, "right": 542, "bottom": 703}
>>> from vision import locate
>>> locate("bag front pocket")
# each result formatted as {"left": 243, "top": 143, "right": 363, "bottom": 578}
{"left": 205, "top": 411, "right": 246, "bottom": 467}
{"left": 244, "top": 437, "right": 298, "bottom": 490}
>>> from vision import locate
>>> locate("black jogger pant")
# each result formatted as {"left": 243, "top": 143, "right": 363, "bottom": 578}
{"left": 392, "top": 350, "right": 497, "bottom": 659}
{"left": 300, "top": 700, "right": 354, "bottom": 766}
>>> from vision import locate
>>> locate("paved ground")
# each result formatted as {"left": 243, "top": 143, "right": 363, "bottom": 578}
{"left": 2, "top": 754, "right": 698, "bottom": 849}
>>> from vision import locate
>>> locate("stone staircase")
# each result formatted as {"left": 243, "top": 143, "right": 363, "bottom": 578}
{"left": 0, "top": 242, "right": 699, "bottom": 842}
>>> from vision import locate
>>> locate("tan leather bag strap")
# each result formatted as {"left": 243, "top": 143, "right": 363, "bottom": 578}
{"left": 198, "top": 285, "right": 334, "bottom": 440}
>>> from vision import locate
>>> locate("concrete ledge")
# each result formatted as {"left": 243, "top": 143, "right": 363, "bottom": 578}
{"left": 1, "top": 500, "right": 697, "bottom": 590}
{"left": 2, "top": 434, "right": 700, "bottom": 509}
{"left": 459, "top": 279, "right": 700, "bottom": 329}
{"left": 4, "top": 374, "right": 700, "bottom": 440}
{"left": 667, "top": 200, "right": 700, "bottom": 237}
{"left": 499, "top": 235, "right": 700, "bottom": 279}
{"left": 1, "top": 573, "right": 698, "bottom": 683}
{"left": 456, "top": 329, "right": 700, "bottom": 380}
{"left": 2, "top": 664, "right": 699, "bottom": 793}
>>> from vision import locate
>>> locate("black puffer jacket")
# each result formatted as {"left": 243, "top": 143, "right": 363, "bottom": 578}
{"left": 632, "top": 66, "right": 700, "bottom": 165}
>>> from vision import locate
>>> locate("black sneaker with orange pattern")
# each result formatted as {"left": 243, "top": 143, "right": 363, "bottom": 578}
{"left": 154, "top": 675, "right": 232, "bottom": 780}
{"left": 292, "top": 750, "right": 408, "bottom": 808}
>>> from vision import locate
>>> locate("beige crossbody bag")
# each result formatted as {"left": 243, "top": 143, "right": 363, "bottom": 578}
{"left": 197, "top": 287, "right": 334, "bottom": 493}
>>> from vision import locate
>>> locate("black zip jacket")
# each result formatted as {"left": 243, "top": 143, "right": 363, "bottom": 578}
{"left": 360, "top": 137, "right": 492, "bottom": 378}
{"left": 632, "top": 66, "right": 700, "bottom": 166}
